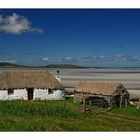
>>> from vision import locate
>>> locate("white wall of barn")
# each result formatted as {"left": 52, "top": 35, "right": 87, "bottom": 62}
{"left": 0, "top": 88, "right": 64, "bottom": 100}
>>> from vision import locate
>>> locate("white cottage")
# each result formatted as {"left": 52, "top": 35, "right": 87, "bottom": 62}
{"left": 0, "top": 70, "right": 64, "bottom": 100}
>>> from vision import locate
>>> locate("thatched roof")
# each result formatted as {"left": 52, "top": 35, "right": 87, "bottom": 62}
{"left": 74, "top": 81, "right": 129, "bottom": 95}
{"left": 0, "top": 70, "right": 63, "bottom": 89}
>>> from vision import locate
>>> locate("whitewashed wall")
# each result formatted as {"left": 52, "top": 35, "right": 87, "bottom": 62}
{"left": 0, "top": 89, "right": 27, "bottom": 100}
{"left": 34, "top": 89, "right": 64, "bottom": 100}
{"left": 0, "top": 88, "right": 64, "bottom": 100}
{"left": 0, "top": 90, "right": 8, "bottom": 100}
{"left": 9, "top": 89, "right": 28, "bottom": 100}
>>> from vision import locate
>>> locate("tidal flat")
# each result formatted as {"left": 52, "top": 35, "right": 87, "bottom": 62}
{"left": 48, "top": 68, "right": 140, "bottom": 98}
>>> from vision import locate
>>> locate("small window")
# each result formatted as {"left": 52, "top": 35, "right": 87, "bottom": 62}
{"left": 48, "top": 88, "right": 54, "bottom": 94}
{"left": 8, "top": 89, "right": 14, "bottom": 95}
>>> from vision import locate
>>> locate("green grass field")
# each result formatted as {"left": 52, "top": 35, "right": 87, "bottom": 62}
{"left": 0, "top": 97, "right": 139, "bottom": 131}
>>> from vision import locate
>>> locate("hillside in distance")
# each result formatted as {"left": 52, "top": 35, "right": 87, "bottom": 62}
{"left": 1, "top": 62, "right": 140, "bottom": 69}
{"left": 45, "top": 64, "right": 87, "bottom": 68}
{"left": 0, "top": 62, "right": 23, "bottom": 67}
{"left": 0, "top": 62, "right": 86, "bottom": 68}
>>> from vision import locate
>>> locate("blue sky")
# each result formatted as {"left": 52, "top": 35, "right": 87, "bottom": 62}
{"left": 0, "top": 9, "right": 140, "bottom": 67}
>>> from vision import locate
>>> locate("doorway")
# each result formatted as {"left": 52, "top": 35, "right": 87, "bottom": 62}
{"left": 114, "top": 95, "right": 121, "bottom": 107}
{"left": 27, "top": 88, "right": 34, "bottom": 100}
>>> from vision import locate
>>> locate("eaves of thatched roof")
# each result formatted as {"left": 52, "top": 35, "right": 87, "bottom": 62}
{"left": 0, "top": 70, "right": 63, "bottom": 89}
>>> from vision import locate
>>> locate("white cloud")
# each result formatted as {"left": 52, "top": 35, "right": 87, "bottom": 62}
{"left": 42, "top": 57, "right": 49, "bottom": 61}
{"left": 65, "top": 57, "right": 72, "bottom": 60}
{"left": 17, "top": 54, "right": 139, "bottom": 66}
{"left": 0, "top": 60, "right": 17, "bottom": 63}
{"left": 0, "top": 13, "right": 43, "bottom": 34}
{"left": 94, "top": 55, "right": 140, "bottom": 62}
{"left": 41, "top": 55, "right": 140, "bottom": 64}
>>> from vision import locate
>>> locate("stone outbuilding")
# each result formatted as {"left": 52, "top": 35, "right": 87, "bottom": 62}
{"left": 74, "top": 81, "right": 130, "bottom": 108}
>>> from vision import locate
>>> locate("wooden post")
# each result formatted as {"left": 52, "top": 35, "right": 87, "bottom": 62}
{"left": 83, "top": 100, "right": 86, "bottom": 113}
{"left": 120, "top": 94, "right": 123, "bottom": 108}
{"left": 139, "top": 98, "right": 140, "bottom": 110}
{"left": 125, "top": 98, "right": 128, "bottom": 108}
{"left": 101, "top": 98, "right": 103, "bottom": 108}
{"left": 63, "top": 94, "right": 66, "bottom": 110}
{"left": 109, "top": 96, "right": 112, "bottom": 108}
{"left": 125, "top": 94, "right": 129, "bottom": 108}
{"left": 120, "top": 98, "right": 122, "bottom": 108}
{"left": 89, "top": 100, "right": 91, "bottom": 113}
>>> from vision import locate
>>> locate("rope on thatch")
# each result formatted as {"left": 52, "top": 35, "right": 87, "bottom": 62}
{"left": 0, "top": 70, "right": 63, "bottom": 90}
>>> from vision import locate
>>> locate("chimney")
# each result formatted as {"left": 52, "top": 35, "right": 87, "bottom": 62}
{"left": 55, "top": 70, "right": 61, "bottom": 82}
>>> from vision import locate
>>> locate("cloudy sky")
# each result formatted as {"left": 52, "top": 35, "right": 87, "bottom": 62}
{"left": 0, "top": 9, "right": 140, "bottom": 67}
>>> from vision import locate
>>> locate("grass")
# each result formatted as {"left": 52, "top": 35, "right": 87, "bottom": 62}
{"left": 111, "top": 106, "right": 140, "bottom": 116}
{"left": 0, "top": 100, "right": 77, "bottom": 119}
{"left": 0, "top": 97, "right": 140, "bottom": 131}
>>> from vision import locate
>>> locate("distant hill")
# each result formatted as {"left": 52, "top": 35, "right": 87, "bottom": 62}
{"left": 0, "top": 62, "right": 86, "bottom": 68}
{"left": 0, "top": 62, "right": 23, "bottom": 67}
{"left": 45, "top": 64, "right": 87, "bottom": 68}
{"left": 1, "top": 62, "right": 140, "bottom": 69}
